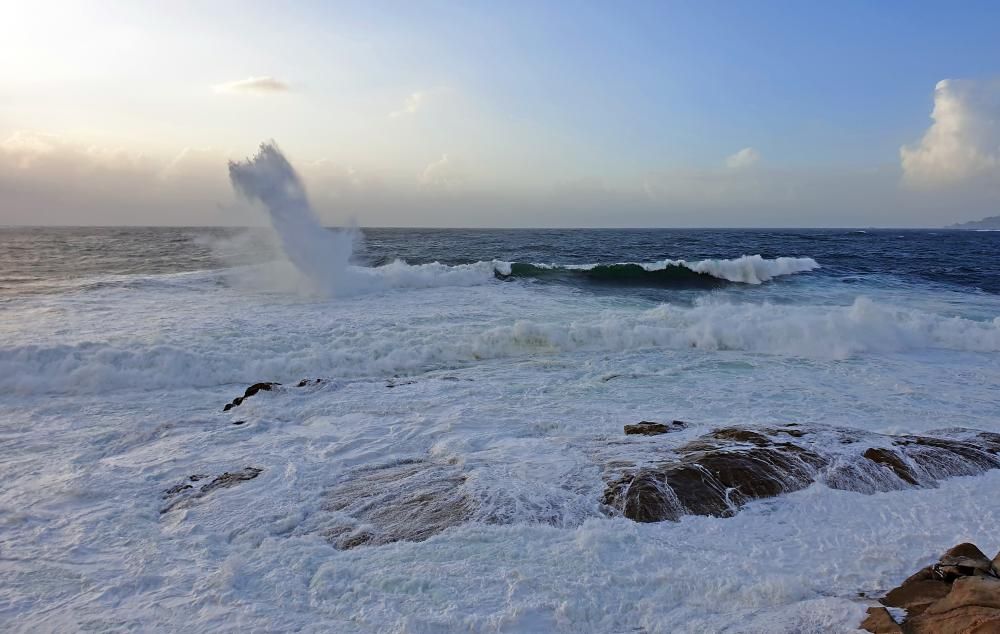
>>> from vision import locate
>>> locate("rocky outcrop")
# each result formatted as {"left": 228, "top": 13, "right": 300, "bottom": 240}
{"left": 222, "top": 378, "right": 325, "bottom": 411}
{"left": 223, "top": 382, "right": 280, "bottom": 411}
{"left": 603, "top": 425, "right": 1000, "bottom": 523}
{"left": 863, "top": 543, "right": 1000, "bottom": 633}
{"left": 161, "top": 467, "right": 263, "bottom": 513}
{"left": 624, "top": 420, "right": 687, "bottom": 436}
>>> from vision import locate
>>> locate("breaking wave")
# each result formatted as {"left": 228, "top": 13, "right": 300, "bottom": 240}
{"left": 4, "top": 297, "right": 998, "bottom": 395}
{"left": 495, "top": 255, "right": 818, "bottom": 288}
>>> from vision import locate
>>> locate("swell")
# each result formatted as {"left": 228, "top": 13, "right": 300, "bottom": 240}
{"left": 495, "top": 255, "right": 819, "bottom": 288}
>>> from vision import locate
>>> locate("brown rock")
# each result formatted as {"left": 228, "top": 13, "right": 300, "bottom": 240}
{"left": 863, "top": 448, "right": 919, "bottom": 485}
{"left": 623, "top": 420, "right": 687, "bottom": 436}
{"left": 860, "top": 606, "right": 902, "bottom": 633}
{"left": 880, "top": 566, "right": 951, "bottom": 617}
{"left": 906, "top": 576, "right": 1000, "bottom": 633}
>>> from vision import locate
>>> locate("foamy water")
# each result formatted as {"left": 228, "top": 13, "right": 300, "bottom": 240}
{"left": 2, "top": 147, "right": 999, "bottom": 632}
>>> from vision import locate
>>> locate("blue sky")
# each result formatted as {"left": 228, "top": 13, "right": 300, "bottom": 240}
{"left": 1, "top": 0, "right": 999, "bottom": 226}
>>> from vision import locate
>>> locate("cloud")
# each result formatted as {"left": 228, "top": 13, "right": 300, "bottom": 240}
{"left": 419, "top": 154, "right": 466, "bottom": 191}
{"left": 213, "top": 76, "right": 290, "bottom": 94}
{"left": 389, "top": 91, "right": 426, "bottom": 118}
{"left": 725, "top": 147, "right": 760, "bottom": 169}
{"left": 900, "top": 78, "right": 1000, "bottom": 188}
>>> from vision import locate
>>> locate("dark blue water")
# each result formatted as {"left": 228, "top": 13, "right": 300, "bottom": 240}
{"left": 2, "top": 227, "right": 998, "bottom": 296}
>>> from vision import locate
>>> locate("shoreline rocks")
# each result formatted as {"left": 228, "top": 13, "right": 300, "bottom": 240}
{"left": 862, "top": 542, "right": 1000, "bottom": 633}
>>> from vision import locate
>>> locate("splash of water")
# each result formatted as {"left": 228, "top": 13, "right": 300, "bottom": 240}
{"left": 229, "top": 141, "right": 356, "bottom": 295}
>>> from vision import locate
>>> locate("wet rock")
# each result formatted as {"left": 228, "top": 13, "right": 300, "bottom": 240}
{"left": 863, "top": 448, "right": 919, "bottom": 485}
{"left": 604, "top": 425, "right": 1000, "bottom": 524}
{"left": 222, "top": 382, "right": 280, "bottom": 411}
{"left": 163, "top": 483, "right": 192, "bottom": 497}
{"left": 604, "top": 443, "right": 824, "bottom": 522}
{"left": 863, "top": 543, "right": 1000, "bottom": 633}
{"left": 161, "top": 467, "right": 264, "bottom": 513}
{"left": 860, "top": 607, "right": 903, "bottom": 633}
{"left": 320, "top": 459, "right": 471, "bottom": 549}
{"left": 623, "top": 420, "right": 687, "bottom": 436}
{"left": 200, "top": 467, "right": 263, "bottom": 494}
{"left": 296, "top": 378, "right": 323, "bottom": 387}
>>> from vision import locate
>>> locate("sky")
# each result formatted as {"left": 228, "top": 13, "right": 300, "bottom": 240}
{"left": 1, "top": 0, "right": 999, "bottom": 227}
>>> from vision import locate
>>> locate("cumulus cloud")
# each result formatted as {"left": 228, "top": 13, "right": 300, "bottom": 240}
{"left": 900, "top": 78, "right": 1000, "bottom": 188}
{"left": 725, "top": 147, "right": 760, "bottom": 169}
{"left": 213, "top": 76, "right": 290, "bottom": 94}
{"left": 389, "top": 91, "right": 426, "bottom": 118}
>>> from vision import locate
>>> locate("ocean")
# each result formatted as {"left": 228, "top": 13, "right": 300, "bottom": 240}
{"left": 2, "top": 149, "right": 999, "bottom": 633}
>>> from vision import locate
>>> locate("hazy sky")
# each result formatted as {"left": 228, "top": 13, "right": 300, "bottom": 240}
{"left": 2, "top": 0, "right": 999, "bottom": 227}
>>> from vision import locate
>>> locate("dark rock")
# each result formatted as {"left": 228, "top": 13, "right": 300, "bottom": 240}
{"left": 605, "top": 424, "right": 1000, "bottom": 525}
{"left": 163, "top": 483, "right": 192, "bottom": 497}
{"left": 863, "top": 448, "right": 919, "bottom": 485}
{"left": 161, "top": 467, "right": 264, "bottom": 513}
{"left": 296, "top": 378, "right": 323, "bottom": 387}
{"left": 200, "top": 467, "right": 264, "bottom": 494}
{"left": 222, "top": 382, "right": 280, "bottom": 411}
{"left": 604, "top": 444, "right": 825, "bottom": 522}
{"left": 232, "top": 420, "right": 246, "bottom": 426}
{"left": 623, "top": 420, "right": 687, "bottom": 436}
{"left": 707, "top": 427, "right": 773, "bottom": 446}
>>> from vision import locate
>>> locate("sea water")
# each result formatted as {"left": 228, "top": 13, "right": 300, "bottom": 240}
{"left": 2, "top": 150, "right": 1000, "bottom": 632}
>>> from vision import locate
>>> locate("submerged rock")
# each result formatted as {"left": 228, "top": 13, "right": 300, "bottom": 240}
{"left": 623, "top": 420, "right": 687, "bottom": 436}
{"left": 319, "top": 459, "right": 472, "bottom": 549}
{"left": 161, "top": 466, "right": 263, "bottom": 513}
{"left": 864, "top": 542, "right": 1000, "bottom": 633}
{"left": 604, "top": 425, "right": 1000, "bottom": 523}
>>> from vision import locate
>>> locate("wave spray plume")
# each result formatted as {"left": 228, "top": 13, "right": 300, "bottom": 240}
{"left": 229, "top": 142, "right": 356, "bottom": 295}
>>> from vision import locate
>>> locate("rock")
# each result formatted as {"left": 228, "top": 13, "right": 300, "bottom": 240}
{"left": 863, "top": 543, "right": 1000, "bottom": 633}
{"left": 623, "top": 420, "right": 686, "bottom": 436}
{"left": 604, "top": 443, "right": 824, "bottom": 522}
{"left": 860, "top": 607, "right": 903, "bottom": 633}
{"left": 863, "top": 448, "right": 918, "bottom": 485}
{"left": 881, "top": 566, "right": 951, "bottom": 616}
{"left": 605, "top": 425, "right": 1000, "bottom": 525}
{"left": 905, "top": 576, "right": 1000, "bottom": 633}
{"left": 994, "top": 551, "right": 1000, "bottom": 577}
{"left": 200, "top": 467, "right": 263, "bottom": 494}
{"left": 320, "top": 459, "right": 472, "bottom": 549}
{"left": 223, "top": 381, "right": 280, "bottom": 411}
{"left": 161, "top": 467, "right": 264, "bottom": 513}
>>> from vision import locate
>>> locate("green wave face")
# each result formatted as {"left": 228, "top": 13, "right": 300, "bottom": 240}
{"left": 496, "top": 262, "right": 726, "bottom": 289}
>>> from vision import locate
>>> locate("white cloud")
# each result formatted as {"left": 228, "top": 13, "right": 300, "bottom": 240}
{"left": 389, "top": 91, "right": 426, "bottom": 118}
{"left": 725, "top": 147, "right": 760, "bottom": 169}
{"left": 900, "top": 78, "right": 1000, "bottom": 188}
{"left": 419, "top": 154, "right": 466, "bottom": 191}
{"left": 213, "top": 76, "right": 290, "bottom": 94}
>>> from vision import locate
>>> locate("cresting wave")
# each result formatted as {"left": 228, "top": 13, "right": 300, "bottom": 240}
{"left": 229, "top": 141, "right": 818, "bottom": 294}
{"left": 4, "top": 297, "right": 999, "bottom": 395}
{"left": 495, "top": 255, "right": 819, "bottom": 288}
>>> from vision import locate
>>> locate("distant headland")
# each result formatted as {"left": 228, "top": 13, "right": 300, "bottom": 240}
{"left": 949, "top": 215, "right": 1000, "bottom": 229}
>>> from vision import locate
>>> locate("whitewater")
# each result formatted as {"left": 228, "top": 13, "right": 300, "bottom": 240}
{"left": 2, "top": 144, "right": 1000, "bottom": 632}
